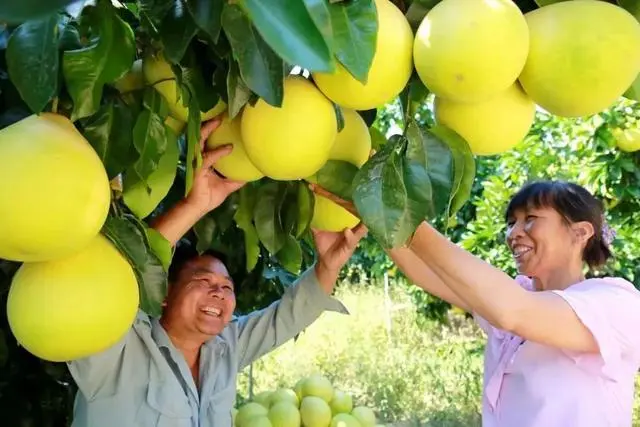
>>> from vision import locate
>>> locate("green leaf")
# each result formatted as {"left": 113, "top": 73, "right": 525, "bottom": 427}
{"left": 405, "top": 121, "right": 455, "bottom": 218}
{"left": 132, "top": 89, "right": 170, "bottom": 183}
{"left": 400, "top": 73, "right": 430, "bottom": 122}
{"left": 353, "top": 139, "right": 430, "bottom": 248}
{"left": 234, "top": 185, "right": 261, "bottom": 271}
{"left": 122, "top": 122, "right": 180, "bottom": 219}
{"left": 159, "top": 0, "right": 199, "bottom": 64}
{"left": 618, "top": 0, "right": 640, "bottom": 20}
{"left": 327, "top": 0, "right": 377, "bottom": 83}
{"left": 314, "top": 160, "right": 359, "bottom": 201}
{"left": 227, "top": 58, "right": 252, "bottom": 119}
{"left": 62, "top": 1, "right": 136, "bottom": 120}
{"left": 334, "top": 104, "right": 345, "bottom": 132}
{"left": 624, "top": 74, "right": 640, "bottom": 101}
{"left": 0, "top": 0, "right": 75, "bottom": 22}
{"left": 6, "top": 15, "right": 61, "bottom": 113}
{"left": 370, "top": 126, "right": 387, "bottom": 151}
{"left": 184, "top": 93, "right": 203, "bottom": 195}
{"left": 221, "top": 3, "right": 285, "bottom": 107}
{"left": 80, "top": 100, "right": 138, "bottom": 179}
{"left": 239, "top": 0, "right": 334, "bottom": 73}
{"left": 295, "top": 182, "right": 314, "bottom": 238}
{"left": 254, "top": 181, "right": 287, "bottom": 254}
{"left": 429, "top": 124, "right": 476, "bottom": 217}
{"left": 174, "top": 49, "right": 221, "bottom": 115}
{"left": 277, "top": 235, "right": 303, "bottom": 274}
{"left": 194, "top": 214, "right": 216, "bottom": 254}
{"left": 102, "top": 215, "right": 167, "bottom": 317}
{"left": 186, "top": 0, "right": 224, "bottom": 42}
{"left": 146, "top": 228, "right": 173, "bottom": 271}
{"left": 302, "top": 0, "right": 334, "bottom": 47}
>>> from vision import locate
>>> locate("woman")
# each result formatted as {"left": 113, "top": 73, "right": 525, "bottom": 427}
{"left": 313, "top": 180, "right": 640, "bottom": 426}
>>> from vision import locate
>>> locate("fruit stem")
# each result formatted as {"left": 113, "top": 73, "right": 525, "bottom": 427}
{"left": 51, "top": 97, "right": 59, "bottom": 114}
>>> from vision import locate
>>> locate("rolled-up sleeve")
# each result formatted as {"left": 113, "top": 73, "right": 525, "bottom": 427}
{"left": 234, "top": 266, "right": 348, "bottom": 369}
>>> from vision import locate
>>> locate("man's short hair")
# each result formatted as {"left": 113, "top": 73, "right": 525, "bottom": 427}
{"left": 167, "top": 240, "right": 229, "bottom": 285}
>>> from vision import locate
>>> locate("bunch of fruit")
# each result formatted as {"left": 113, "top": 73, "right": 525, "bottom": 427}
{"left": 0, "top": 113, "right": 139, "bottom": 362}
{"left": 233, "top": 374, "right": 383, "bottom": 427}
{"left": 413, "top": 0, "right": 640, "bottom": 156}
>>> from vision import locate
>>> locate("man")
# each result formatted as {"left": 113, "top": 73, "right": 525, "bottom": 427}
{"left": 67, "top": 118, "right": 367, "bottom": 427}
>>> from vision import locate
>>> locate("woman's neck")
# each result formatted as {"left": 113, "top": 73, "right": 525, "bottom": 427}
{"left": 532, "top": 266, "right": 585, "bottom": 292}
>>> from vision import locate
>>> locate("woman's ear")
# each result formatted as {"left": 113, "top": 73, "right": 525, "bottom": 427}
{"left": 572, "top": 221, "right": 595, "bottom": 244}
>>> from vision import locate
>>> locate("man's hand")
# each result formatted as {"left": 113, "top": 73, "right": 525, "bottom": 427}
{"left": 185, "top": 118, "right": 246, "bottom": 215}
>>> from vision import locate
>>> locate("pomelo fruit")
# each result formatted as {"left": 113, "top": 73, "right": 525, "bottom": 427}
{"left": 142, "top": 53, "right": 227, "bottom": 122}
{"left": 244, "top": 415, "right": 272, "bottom": 427}
{"left": 311, "top": 195, "right": 360, "bottom": 232}
{"left": 612, "top": 127, "right": 640, "bottom": 152}
{"left": 330, "top": 390, "right": 354, "bottom": 415}
{"left": 206, "top": 113, "right": 264, "bottom": 181}
{"left": 113, "top": 58, "right": 144, "bottom": 93}
{"left": 519, "top": 1, "right": 640, "bottom": 117}
{"left": 241, "top": 76, "right": 337, "bottom": 180}
{"left": 351, "top": 407, "right": 376, "bottom": 427}
{"left": 6, "top": 234, "right": 139, "bottom": 362}
{"left": 270, "top": 388, "right": 299, "bottom": 408}
{"left": 236, "top": 402, "right": 269, "bottom": 427}
{"left": 330, "top": 109, "right": 371, "bottom": 168}
{"left": 331, "top": 413, "right": 362, "bottom": 427}
{"left": 0, "top": 113, "right": 110, "bottom": 262}
{"left": 301, "top": 374, "right": 334, "bottom": 403}
{"left": 122, "top": 121, "right": 180, "bottom": 218}
{"left": 312, "top": 0, "right": 413, "bottom": 110}
{"left": 254, "top": 391, "right": 274, "bottom": 408}
{"left": 300, "top": 396, "right": 332, "bottom": 427}
{"left": 413, "top": 0, "right": 529, "bottom": 103}
{"left": 268, "top": 401, "right": 301, "bottom": 427}
{"left": 434, "top": 83, "right": 536, "bottom": 155}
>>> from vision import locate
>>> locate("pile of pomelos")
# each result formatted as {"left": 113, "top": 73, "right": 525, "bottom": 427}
{"left": 0, "top": 113, "right": 139, "bottom": 362}
{"left": 233, "top": 374, "right": 383, "bottom": 427}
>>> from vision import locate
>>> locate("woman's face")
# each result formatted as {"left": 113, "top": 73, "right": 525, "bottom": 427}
{"left": 505, "top": 206, "right": 584, "bottom": 277}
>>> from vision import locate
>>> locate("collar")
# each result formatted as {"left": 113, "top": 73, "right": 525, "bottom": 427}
{"left": 150, "top": 317, "right": 229, "bottom": 354}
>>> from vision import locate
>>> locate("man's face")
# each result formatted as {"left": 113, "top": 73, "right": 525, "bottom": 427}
{"left": 163, "top": 255, "right": 236, "bottom": 339}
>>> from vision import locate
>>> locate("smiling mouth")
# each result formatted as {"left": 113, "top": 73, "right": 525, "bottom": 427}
{"left": 201, "top": 307, "right": 222, "bottom": 318}
{"left": 512, "top": 246, "right": 533, "bottom": 260}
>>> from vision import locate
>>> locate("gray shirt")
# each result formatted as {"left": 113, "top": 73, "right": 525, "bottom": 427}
{"left": 67, "top": 267, "right": 347, "bottom": 427}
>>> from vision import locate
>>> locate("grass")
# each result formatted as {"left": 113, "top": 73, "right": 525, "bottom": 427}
{"left": 236, "top": 282, "right": 640, "bottom": 426}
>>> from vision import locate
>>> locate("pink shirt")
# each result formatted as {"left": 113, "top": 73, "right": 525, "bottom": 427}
{"left": 475, "top": 276, "right": 640, "bottom": 427}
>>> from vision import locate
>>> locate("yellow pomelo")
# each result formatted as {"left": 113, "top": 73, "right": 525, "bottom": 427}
{"left": 206, "top": 113, "right": 264, "bottom": 181}
{"left": 237, "top": 403, "right": 269, "bottom": 427}
{"left": 142, "top": 53, "right": 227, "bottom": 122}
{"left": 413, "top": 0, "right": 529, "bottom": 103}
{"left": 270, "top": 388, "right": 299, "bottom": 408}
{"left": 351, "top": 407, "right": 376, "bottom": 427}
{"left": 612, "top": 127, "right": 640, "bottom": 152}
{"left": 122, "top": 122, "right": 180, "bottom": 218}
{"left": 434, "top": 83, "right": 535, "bottom": 156}
{"left": 301, "top": 374, "right": 334, "bottom": 403}
{"left": 268, "top": 402, "right": 301, "bottom": 427}
{"left": 6, "top": 234, "right": 139, "bottom": 362}
{"left": 165, "top": 115, "right": 185, "bottom": 134}
{"left": 113, "top": 58, "right": 144, "bottom": 93}
{"left": 241, "top": 76, "right": 337, "bottom": 180}
{"left": 519, "top": 1, "right": 640, "bottom": 117}
{"left": 311, "top": 195, "right": 360, "bottom": 232}
{"left": 312, "top": 0, "right": 413, "bottom": 110}
{"left": 300, "top": 396, "right": 332, "bottom": 427}
{"left": 254, "top": 391, "right": 274, "bottom": 408}
{"left": 330, "top": 391, "right": 353, "bottom": 415}
{"left": 0, "top": 113, "right": 110, "bottom": 262}
{"left": 330, "top": 109, "right": 372, "bottom": 168}
{"left": 294, "top": 378, "right": 305, "bottom": 402}
{"left": 331, "top": 413, "right": 362, "bottom": 427}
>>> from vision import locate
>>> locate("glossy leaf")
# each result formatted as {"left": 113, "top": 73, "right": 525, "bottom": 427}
{"left": 159, "top": 0, "right": 199, "bottom": 64}
{"left": 254, "top": 181, "right": 287, "bottom": 254}
{"left": 194, "top": 214, "right": 216, "bottom": 254}
{"left": 102, "top": 215, "right": 167, "bottom": 317}
{"left": 221, "top": 3, "right": 285, "bottom": 107}
{"left": 302, "top": 0, "right": 334, "bottom": 47}
{"left": 353, "top": 139, "right": 429, "bottom": 248}
{"left": 146, "top": 227, "right": 173, "bottom": 271}
{"left": 234, "top": 185, "right": 261, "bottom": 272}
{"left": 184, "top": 93, "right": 203, "bottom": 195}
{"left": 0, "top": 0, "right": 76, "bottom": 22}
{"left": 277, "top": 235, "right": 303, "bottom": 274}
{"left": 186, "top": 0, "right": 224, "bottom": 42}
{"left": 295, "top": 183, "right": 314, "bottom": 238}
{"left": 62, "top": 2, "right": 136, "bottom": 120}
{"left": 370, "top": 126, "right": 387, "bottom": 151}
{"left": 80, "top": 99, "right": 138, "bottom": 179}
{"left": 132, "top": 89, "right": 170, "bottom": 184}
{"left": 226, "top": 58, "right": 252, "bottom": 119}
{"left": 326, "top": 0, "right": 377, "bottom": 83}
{"left": 314, "top": 160, "right": 359, "bottom": 201}
{"left": 6, "top": 15, "right": 61, "bottom": 113}
{"left": 239, "top": 0, "right": 334, "bottom": 72}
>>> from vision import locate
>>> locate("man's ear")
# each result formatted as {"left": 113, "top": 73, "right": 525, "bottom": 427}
{"left": 572, "top": 221, "right": 595, "bottom": 244}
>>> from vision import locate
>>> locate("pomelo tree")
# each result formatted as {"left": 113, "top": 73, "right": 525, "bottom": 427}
{"left": 0, "top": 0, "right": 639, "bottom": 424}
